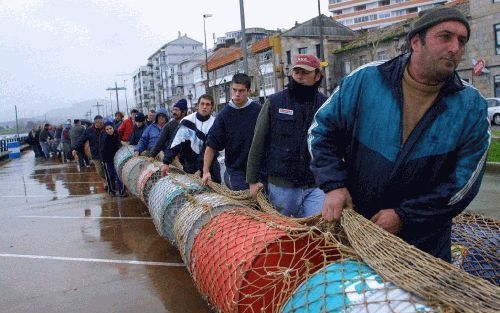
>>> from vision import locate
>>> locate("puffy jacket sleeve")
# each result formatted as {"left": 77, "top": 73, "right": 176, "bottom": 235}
{"left": 134, "top": 125, "right": 150, "bottom": 153}
{"left": 308, "top": 78, "right": 357, "bottom": 193}
{"left": 395, "top": 96, "right": 490, "bottom": 229}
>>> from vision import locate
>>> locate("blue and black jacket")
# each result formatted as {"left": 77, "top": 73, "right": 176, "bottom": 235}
{"left": 308, "top": 54, "right": 490, "bottom": 261}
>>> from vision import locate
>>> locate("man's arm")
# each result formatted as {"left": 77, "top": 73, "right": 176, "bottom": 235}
{"left": 149, "top": 122, "right": 172, "bottom": 158}
{"left": 246, "top": 99, "right": 271, "bottom": 196}
{"left": 134, "top": 126, "right": 150, "bottom": 155}
{"left": 201, "top": 146, "right": 216, "bottom": 185}
{"left": 308, "top": 79, "right": 356, "bottom": 221}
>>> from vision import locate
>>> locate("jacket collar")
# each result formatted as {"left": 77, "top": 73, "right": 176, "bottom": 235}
{"left": 377, "top": 53, "right": 465, "bottom": 97}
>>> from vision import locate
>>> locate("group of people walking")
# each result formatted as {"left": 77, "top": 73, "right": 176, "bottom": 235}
{"left": 29, "top": 7, "right": 490, "bottom": 263}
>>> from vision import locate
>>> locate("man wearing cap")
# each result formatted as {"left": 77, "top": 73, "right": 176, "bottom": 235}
{"left": 308, "top": 6, "right": 490, "bottom": 261}
{"left": 72, "top": 115, "right": 107, "bottom": 181}
{"left": 70, "top": 119, "right": 89, "bottom": 167}
{"left": 246, "top": 54, "right": 327, "bottom": 217}
{"left": 128, "top": 112, "right": 147, "bottom": 146}
{"left": 118, "top": 109, "right": 139, "bottom": 142}
{"left": 148, "top": 99, "right": 188, "bottom": 159}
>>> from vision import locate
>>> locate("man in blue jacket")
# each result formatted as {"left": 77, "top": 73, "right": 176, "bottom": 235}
{"left": 308, "top": 7, "right": 490, "bottom": 262}
{"left": 133, "top": 108, "right": 168, "bottom": 156}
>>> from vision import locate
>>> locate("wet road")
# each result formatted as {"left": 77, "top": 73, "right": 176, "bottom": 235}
{"left": 0, "top": 153, "right": 211, "bottom": 313}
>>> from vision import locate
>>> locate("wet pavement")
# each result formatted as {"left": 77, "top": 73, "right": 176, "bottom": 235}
{"left": 0, "top": 152, "right": 498, "bottom": 313}
{"left": 0, "top": 153, "right": 211, "bottom": 313}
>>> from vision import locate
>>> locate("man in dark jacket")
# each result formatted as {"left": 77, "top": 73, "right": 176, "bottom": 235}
{"left": 27, "top": 126, "right": 43, "bottom": 158}
{"left": 70, "top": 119, "right": 89, "bottom": 167}
{"left": 202, "top": 73, "right": 261, "bottom": 190}
{"left": 128, "top": 112, "right": 146, "bottom": 146}
{"left": 247, "top": 54, "right": 327, "bottom": 217}
{"left": 72, "top": 115, "right": 106, "bottom": 180}
{"left": 39, "top": 123, "right": 54, "bottom": 159}
{"left": 308, "top": 7, "right": 490, "bottom": 261}
{"left": 148, "top": 98, "right": 188, "bottom": 159}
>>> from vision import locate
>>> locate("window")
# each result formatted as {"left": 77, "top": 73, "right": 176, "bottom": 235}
{"left": 316, "top": 44, "right": 321, "bottom": 58}
{"left": 495, "top": 24, "right": 500, "bottom": 55}
{"left": 495, "top": 75, "right": 500, "bottom": 97}
{"left": 359, "top": 55, "right": 368, "bottom": 65}
{"left": 298, "top": 47, "right": 308, "bottom": 54}
{"left": 377, "top": 50, "right": 387, "bottom": 60}
{"left": 286, "top": 50, "right": 291, "bottom": 65}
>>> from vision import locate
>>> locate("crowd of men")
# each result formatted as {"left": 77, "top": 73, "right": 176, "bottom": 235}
{"left": 25, "top": 7, "right": 491, "bottom": 262}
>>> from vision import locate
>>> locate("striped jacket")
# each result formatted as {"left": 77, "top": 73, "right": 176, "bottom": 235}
{"left": 308, "top": 54, "right": 490, "bottom": 261}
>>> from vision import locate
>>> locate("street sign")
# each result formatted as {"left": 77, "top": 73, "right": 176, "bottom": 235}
{"left": 473, "top": 59, "right": 485, "bottom": 76}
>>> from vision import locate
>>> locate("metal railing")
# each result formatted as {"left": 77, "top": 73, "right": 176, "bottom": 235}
{"left": 0, "top": 135, "right": 28, "bottom": 153}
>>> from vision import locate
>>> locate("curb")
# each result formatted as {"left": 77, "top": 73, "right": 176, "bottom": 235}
{"left": 486, "top": 162, "right": 500, "bottom": 174}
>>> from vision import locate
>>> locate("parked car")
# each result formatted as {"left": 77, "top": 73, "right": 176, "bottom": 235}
{"left": 486, "top": 98, "right": 500, "bottom": 126}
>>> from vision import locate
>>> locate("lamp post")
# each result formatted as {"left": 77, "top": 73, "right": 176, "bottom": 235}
{"left": 203, "top": 13, "right": 212, "bottom": 94}
{"left": 106, "top": 82, "right": 126, "bottom": 113}
{"left": 187, "top": 90, "right": 193, "bottom": 112}
{"left": 123, "top": 80, "right": 129, "bottom": 114}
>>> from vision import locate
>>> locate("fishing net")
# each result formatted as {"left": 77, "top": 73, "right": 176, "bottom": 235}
{"left": 147, "top": 172, "right": 204, "bottom": 242}
{"left": 189, "top": 208, "right": 352, "bottom": 313}
{"left": 113, "top": 145, "right": 135, "bottom": 178}
{"left": 451, "top": 212, "right": 499, "bottom": 285}
{"left": 121, "top": 156, "right": 149, "bottom": 197}
{"left": 281, "top": 258, "right": 438, "bottom": 313}
{"left": 341, "top": 208, "right": 499, "bottom": 313}
{"left": 173, "top": 193, "right": 249, "bottom": 268}
{"left": 135, "top": 161, "right": 162, "bottom": 204}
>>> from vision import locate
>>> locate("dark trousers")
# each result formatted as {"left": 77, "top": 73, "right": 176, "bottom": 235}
{"left": 103, "top": 161, "right": 124, "bottom": 195}
{"left": 224, "top": 168, "right": 248, "bottom": 191}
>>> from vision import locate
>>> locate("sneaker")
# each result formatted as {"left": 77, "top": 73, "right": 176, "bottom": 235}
{"left": 118, "top": 193, "right": 128, "bottom": 198}
{"left": 108, "top": 191, "right": 116, "bottom": 196}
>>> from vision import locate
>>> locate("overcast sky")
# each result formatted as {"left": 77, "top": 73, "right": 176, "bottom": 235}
{"left": 0, "top": 0, "right": 329, "bottom": 122}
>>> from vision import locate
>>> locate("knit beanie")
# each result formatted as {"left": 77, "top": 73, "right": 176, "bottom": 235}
{"left": 134, "top": 112, "right": 145, "bottom": 122}
{"left": 173, "top": 99, "right": 188, "bottom": 112}
{"left": 407, "top": 6, "right": 470, "bottom": 42}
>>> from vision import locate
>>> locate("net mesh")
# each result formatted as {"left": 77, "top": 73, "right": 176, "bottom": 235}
{"left": 451, "top": 212, "right": 499, "bottom": 285}
{"left": 135, "top": 161, "right": 162, "bottom": 204}
{"left": 146, "top": 171, "right": 204, "bottom": 243}
{"left": 121, "top": 156, "right": 149, "bottom": 197}
{"left": 113, "top": 145, "right": 135, "bottom": 179}
{"left": 117, "top": 155, "right": 499, "bottom": 313}
{"left": 173, "top": 193, "right": 249, "bottom": 268}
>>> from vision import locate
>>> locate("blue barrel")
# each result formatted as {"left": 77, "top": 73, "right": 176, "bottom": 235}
{"left": 7, "top": 141, "right": 21, "bottom": 159}
{"left": 281, "top": 259, "right": 433, "bottom": 313}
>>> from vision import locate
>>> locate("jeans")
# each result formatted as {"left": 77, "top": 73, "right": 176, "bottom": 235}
{"left": 267, "top": 182, "right": 325, "bottom": 218}
{"left": 223, "top": 168, "right": 248, "bottom": 191}
{"left": 40, "top": 141, "right": 50, "bottom": 159}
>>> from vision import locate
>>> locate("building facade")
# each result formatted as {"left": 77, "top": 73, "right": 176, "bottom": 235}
{"left": 132, "top": 65, "right": 154, "bottom": 112}
{"left": 329, "top": 0, "right": 452, "bottom": 30}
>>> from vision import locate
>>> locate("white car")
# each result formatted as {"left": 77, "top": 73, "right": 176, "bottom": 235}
{"left": 486, "top": 98, "right": 500, "bottom": 126}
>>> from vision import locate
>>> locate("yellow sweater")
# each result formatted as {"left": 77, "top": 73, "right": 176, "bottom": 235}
{"left": 402, "top": 66, "right": 443, "bottom": 143}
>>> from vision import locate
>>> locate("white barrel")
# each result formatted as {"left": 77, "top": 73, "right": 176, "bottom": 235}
{"left": 8, "top": 141, "right": 21, "bottom": 159}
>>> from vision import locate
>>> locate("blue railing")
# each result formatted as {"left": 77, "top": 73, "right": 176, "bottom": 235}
{"left": 0, "top": 136, "right": 28, "bottom": 153}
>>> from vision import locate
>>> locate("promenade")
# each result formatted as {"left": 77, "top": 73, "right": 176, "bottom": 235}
{"left": 0, "top": 153, "right": 210, "bottom": 313}
{"left": 0, "top": 151, "right": 498, "bottom": 312}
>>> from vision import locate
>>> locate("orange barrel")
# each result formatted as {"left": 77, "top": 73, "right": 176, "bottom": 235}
{"left": 113, "top": 145, "right": 135, "bottom": 179}
{"left": 135, "top": 162, "right": 161, "bottom": 204}
{"left": 121, "top": 157, "right": 149, "bottom": 197}
{"left": 147, "top": 174, "right": 204, "bottom": 242}
{"left": 190, "top": 208, "right": 339, "bottom": 313}
{"left": 281, "top": 259, "right": 433, "bottom": 312}
{"left": 173, "top": 193, "right": 246, "bottom": 268}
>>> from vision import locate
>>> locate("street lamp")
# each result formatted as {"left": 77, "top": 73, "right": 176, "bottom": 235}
{"left": 203, "top": 13, "right": 213, "bottom": 94}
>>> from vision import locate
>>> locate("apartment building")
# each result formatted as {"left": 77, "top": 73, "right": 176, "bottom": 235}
{"left": 132, "top": 65, "right": 154, "bottom": 112}
{"left": 329, "top": 0, "right": 451, "bottom": 30}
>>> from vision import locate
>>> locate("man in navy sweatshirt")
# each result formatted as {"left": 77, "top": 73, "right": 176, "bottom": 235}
{"left": 202, "top": 73, "right": 261, "bottom": 191}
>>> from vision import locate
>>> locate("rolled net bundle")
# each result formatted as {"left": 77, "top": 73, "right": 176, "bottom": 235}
{"left": 189, "top": 208, "right": 347, "bottom": 313}
{"left": 341, "top": 209, "right": 500, "bottom": 313}
{"left": 281, "top": 258, "right": 439, "bottom": 313}
{"left": 121, "top": 156, "right": 149, "bottom": 197}
{"left": 147, "top": 173, "right": 204, "bottom": 242}
{"left": 113, "top": 145, "right": 135, "bottom": 178}
{"left": 451, "top": 212, "right": 499, "bottom": 285}
{"left": 135, "top": 161, "right": 162, "bottom": 205}
{"left": 173, "top": 193, "right": 248, "bottom": 268}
